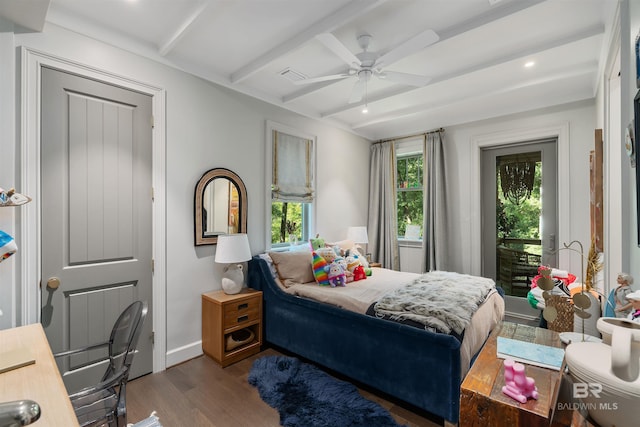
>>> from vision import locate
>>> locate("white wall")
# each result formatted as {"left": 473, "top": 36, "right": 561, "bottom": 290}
{"left": 0, "top": 25, "right": 16, "bottom": 330}
{"left": 393, "top": 101, "right": 596, "bottom": 279}
{"left": 444, "top": 101, "right": 595, "bottom": 276}
{"left": 2, "top": 23, "right": 371, "bottom": 365}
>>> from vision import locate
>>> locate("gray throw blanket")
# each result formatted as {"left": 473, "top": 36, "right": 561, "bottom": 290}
{"left": 373, "top": 271, "right": 495, "bottom": 335}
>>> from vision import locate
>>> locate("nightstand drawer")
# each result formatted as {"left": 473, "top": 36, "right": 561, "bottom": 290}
{"left": 223, "top": 296, "right": 261, "bottom": 328}
{"left": 223, "top": 305, "right": 260, "bottom": 328}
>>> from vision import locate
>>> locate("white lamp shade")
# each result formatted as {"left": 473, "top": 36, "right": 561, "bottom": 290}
{"left": 215, "top": 234, "right": 252, "bottom": 264}
{"left": 347, "top": 226, "right": 368, "bottom": 244}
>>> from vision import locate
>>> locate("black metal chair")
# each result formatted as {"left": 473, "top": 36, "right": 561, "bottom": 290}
{"left": 54, "top": 301, "right": 148, "bottom": 427}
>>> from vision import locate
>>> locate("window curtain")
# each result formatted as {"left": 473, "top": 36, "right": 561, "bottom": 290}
{"left": 422, "top": 130, "right": 448, "bottom": 271}
{"left": 272, "top": 131, "right": 314, "bottom": 202}
{"left": 368, "top": 141, "right": 399, "bottom": 270}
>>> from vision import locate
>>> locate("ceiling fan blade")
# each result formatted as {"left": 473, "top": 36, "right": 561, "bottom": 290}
{"left": 375, "top": 29, "right": 439, "bottom": 67}
{"left": 348, "top": 79, "right": 366, "bottom": 104}
{"left": 316, "top": 33, "right": 361, "bottom": 67}
{"left": 379, "top": 71, "right": 431, "bottom": 87}
{"left": 293, "top": 74, "right": 351, "bottom": 85}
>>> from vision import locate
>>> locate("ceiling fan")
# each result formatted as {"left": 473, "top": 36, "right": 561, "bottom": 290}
{"left": 295, "top": 29, "right": 440, "bottom": 104}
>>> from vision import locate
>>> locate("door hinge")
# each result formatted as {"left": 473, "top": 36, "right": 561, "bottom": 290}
{"left": 151, "top": 331, "right": 155, "bottom": 345}
{"left": 151, "top": 187, "right": 155, "bottom": 202}
{"left": 151, "top": 115, "right": 154, "bottom": 129}
{"left": 151, "top": 258, "right": 155, "bottom": 273}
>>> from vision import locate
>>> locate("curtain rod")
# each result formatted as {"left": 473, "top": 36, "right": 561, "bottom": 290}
{"left": 374, "top": 128, "right": 444, "bottom": 144}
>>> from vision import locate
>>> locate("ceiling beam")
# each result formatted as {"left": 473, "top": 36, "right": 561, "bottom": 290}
{"left": 350, "top": 64, "right": 597, "bottom": 129}
{"left": 230, "top": 0, "right": 387, "bottom": 84}
{"left": 158, "top": 0, "right": 212, "bottom": 56}
{"left": 321, "top": 24, "right": 604, "bottom": 118}
{"left": 282, "top": 0, "right": 547, "bottom": 103}
{"left": 0, "top": 0, "right": 50, "bottom": 32}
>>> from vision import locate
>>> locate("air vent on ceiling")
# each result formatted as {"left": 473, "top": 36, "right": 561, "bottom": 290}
{"left": 279, "top": 68, "right": 308, "bottom": 82}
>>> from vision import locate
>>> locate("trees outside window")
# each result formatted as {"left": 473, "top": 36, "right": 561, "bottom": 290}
{"left": 397, "top": 154, "right": 423, "bottom": 239}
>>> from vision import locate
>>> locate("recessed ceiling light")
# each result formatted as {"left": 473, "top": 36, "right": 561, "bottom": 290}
{"left": 525, "top": 61, "right": 535, "bottom": 68}
{"left": 362, "top": 106, "right": 369, "bottom": 114}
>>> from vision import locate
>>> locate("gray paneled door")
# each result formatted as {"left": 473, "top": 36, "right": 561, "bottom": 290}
{"left": 41, "top": 67, "right": 153, "bottom": 393}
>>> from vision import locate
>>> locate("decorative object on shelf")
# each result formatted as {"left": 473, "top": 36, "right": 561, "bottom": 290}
{"left": 0, "top": 230, "right": 17, "bottom": 263}
{"left": 501, "top": 358, "right": 538, "bottom": 403}
{"left": 537, "top": 240, "right": 606, "bottom": 339}
{"left": 0, "top": 187, "right": 31, "bottom": 207}
{"left": 626, "top": 121, "right": 636, "bottom": 167}
{"left": 226, "top": 328, "right": 255, "bottom": 351}
{"left": 565, "top": 317, "right": 640, "bottom": 427}
{"left": 347, "top": 226, "right": 369, "bottom": 260}
{"left": 215, "top": 233, "right": 252, "bottom": 294}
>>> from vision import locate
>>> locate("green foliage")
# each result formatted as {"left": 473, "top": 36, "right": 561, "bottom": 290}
{"left": 397, "top": 190, "right": 423, "bottom": 237}
{"left": 497, "top": 161, "right": 542, "bottom": 253}
{"left": 271, "top": 201, "right": 303, "bottom": 244}
{"left": 397, "top": 154, "right": 424, "bottom": 238}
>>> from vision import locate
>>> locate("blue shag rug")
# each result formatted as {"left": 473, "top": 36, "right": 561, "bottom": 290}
{"left": 248, "top": 355, "right": 405, "bottom": 427}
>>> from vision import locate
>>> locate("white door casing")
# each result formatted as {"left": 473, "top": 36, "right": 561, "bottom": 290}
{"left": 470, "top": 123, "right": 571, "bottom": 277}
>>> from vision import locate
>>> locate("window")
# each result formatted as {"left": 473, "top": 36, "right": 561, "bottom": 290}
{"left": 266, "top": 122, "right": 315, "bottom": 249}
{"left": 271, "top": 201, "right": 310, "bottom": 245}
{"left": 396, "top": 141, "right": 424, "bottom": 240}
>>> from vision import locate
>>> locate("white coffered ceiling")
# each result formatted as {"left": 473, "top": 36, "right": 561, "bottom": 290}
{"left": 4, "top": 0, "right": 619, "bottom": 140}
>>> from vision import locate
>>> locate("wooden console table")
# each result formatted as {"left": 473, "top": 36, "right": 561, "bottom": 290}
{"left": 0, "top": 323, "right": 79, "bottom": 426}
{"left": 460, "top": 322, "right": 564, "bottom": 427}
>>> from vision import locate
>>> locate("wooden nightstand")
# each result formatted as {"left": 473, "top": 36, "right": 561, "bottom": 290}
{"left": 369, "top": 262, "right": 382, "bottom": 268}
{"left": 202, "top": 288, "right": 263, "bottom": 367}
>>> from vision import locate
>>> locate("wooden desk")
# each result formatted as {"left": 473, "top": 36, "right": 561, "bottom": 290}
{"left": 460, "top": 322, "right": 564, "bottom": 427}
{"left": 0, "top": 323, "right": 79, "bottom": 426}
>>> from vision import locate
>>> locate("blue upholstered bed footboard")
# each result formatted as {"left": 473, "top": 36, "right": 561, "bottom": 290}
{"left": 247, "top": 256, "right": 465, "bottom": 424}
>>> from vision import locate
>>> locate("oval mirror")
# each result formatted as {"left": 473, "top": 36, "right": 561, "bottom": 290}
{"left": 194, "top": 168, "right": 247, "bottom": 245}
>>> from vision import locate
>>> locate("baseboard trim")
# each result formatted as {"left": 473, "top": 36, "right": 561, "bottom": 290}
{"left": 166, "top": 341, "right": 203, "bottom": 368}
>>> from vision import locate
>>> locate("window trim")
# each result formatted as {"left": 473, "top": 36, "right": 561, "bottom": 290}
{"left": 265, "top": 121, "right": 316, "bottom": 250}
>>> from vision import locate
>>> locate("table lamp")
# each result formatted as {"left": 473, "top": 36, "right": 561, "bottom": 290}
{"left": 347, "top": 226, "right": 369, "bottom": 260}
{"left": 215, "top": 233, "right": 252, "bottom": 294}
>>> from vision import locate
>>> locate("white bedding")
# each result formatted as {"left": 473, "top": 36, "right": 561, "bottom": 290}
{"left": 273, "top": 266, "right": 505, "bottom": 377}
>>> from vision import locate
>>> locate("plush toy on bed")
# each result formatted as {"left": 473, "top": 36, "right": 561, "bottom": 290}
{"left": 352, "top": 265, "right": 367, "bottom": 281}
{"left": 310, "top": 234, "right": 325, "bottom": 251}
{"left": 325, "top": 261, "right": 347, "bottom": 287}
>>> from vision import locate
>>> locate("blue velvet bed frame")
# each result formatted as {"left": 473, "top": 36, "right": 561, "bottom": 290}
{"left": 248, "top": 256, "right": 475, "bottom": 424}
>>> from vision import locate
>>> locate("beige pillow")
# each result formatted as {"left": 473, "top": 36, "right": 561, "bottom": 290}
{"left": 268, "top": 251, "right": 314, "bottom": 287}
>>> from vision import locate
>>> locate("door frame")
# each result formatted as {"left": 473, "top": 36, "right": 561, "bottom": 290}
{"left": 470, "top": 123, "right": 572, "bottom": 279}
{"left": 19, "top": 47, "right": 167, "bottom": 372}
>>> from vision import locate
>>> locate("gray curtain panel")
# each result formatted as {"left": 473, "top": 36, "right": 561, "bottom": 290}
{"left": 367, "top": 141, "right": 400, "bottom": 270}
{"left": 423, "top": 131, "right": 448, "bottom": 272}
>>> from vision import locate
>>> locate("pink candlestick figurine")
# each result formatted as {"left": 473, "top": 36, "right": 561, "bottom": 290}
{"left": 502, "top": 358, "right": 538, "bottom": 403}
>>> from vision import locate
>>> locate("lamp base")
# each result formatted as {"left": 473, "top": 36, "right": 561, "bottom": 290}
{"left": 221, "top": 264, "right": 244, "bottom": 294}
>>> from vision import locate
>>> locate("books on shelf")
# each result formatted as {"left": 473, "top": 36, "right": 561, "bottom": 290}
{"left": 496, "top": 336, "right": 565, "bottom": 371}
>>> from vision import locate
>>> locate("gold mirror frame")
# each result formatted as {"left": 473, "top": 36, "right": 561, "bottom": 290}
{"left": 194, "top": 168, "right": 247, "bottom": 245}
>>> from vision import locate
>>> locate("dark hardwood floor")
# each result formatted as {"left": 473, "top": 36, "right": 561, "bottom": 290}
{"left": 127, "top": 347, "right": 443, "bottom": 427}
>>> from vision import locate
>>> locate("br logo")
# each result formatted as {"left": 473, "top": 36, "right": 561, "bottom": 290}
{"left": 573, "top": 383, "right": 602, "bottom": 398}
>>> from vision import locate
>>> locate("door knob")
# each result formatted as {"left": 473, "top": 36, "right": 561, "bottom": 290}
{"left": 46, "top": 277, "right": 61, "bottom": 290}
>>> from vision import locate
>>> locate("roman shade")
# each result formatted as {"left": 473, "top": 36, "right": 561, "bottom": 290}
{"left": 272, "top": 131, "right": 314, "bottom": 202}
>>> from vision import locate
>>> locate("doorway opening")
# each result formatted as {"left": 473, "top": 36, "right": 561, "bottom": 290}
{"left": 482, "top": 139, "right": 558, "bottom": 318}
